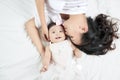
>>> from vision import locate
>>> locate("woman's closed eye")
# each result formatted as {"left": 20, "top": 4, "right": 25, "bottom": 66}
{"left": 70, "top": 36, "right": 74, "bottom": 39}
{"left": 70, "top": 36, "right": 73, "bottom": 38}
{"left": 59, "top": 30, "right": 63, "bottom": 32}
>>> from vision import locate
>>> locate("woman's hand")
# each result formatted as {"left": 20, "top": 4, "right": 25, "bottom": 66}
{"left": 41, "top": 26, "right": 49, "bottom": 41}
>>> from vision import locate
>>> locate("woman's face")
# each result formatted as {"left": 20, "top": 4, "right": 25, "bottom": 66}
{"left": 65, "top": 26, "right": 83, "bottom": 45}
{"left": 49, "top": 25, "right": 66, "bottom": 43}
{"left": 68, "top": 31, "right": 83, "bottom": 45}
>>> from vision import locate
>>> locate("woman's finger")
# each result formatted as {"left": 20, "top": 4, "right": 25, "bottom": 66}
{"left": 41, "top": 32, "right": 48, "bottom": 41}
{"left": 41, "top": 33, "right": 46, "bottom": 41}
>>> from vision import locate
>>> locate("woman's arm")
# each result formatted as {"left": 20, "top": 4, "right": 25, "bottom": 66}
{"left": 35, "top": 0, "right": 48, "bottom": 40}
{"left": 25, "top": 18, "right": 45, "bottom": 58}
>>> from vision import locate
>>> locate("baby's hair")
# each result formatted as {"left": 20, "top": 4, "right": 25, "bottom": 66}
{"left": 74, "top": 14, "right": 119, "bottom": 55}
{"left": 48, "top": 21, "right": 64, "bottom": 30}
{"left": 48, "top": 22, "right": 56, "bottom": 30}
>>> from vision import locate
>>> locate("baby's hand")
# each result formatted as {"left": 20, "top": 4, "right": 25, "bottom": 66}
{"left": 40, "top": 65, "right": 48, "bottom": 72}
{"left": 74, "top": 48, "right": 82, "bottom": 58}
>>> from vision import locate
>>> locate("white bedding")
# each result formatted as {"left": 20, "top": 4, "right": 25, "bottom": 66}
{"left": 0, "top": 0, "right": 120, "bottom": 80}
{"left": 0, "top": 1, "right": 41, "bottom": 80}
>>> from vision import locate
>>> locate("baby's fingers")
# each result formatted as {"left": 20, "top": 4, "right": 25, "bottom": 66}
{"left": 40, "top": 66, "right": 48, "bottom": 72}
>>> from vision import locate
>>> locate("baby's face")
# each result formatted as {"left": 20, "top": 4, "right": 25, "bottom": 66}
{"left": 49, "top": 25, "right": 66, "bottom": 43}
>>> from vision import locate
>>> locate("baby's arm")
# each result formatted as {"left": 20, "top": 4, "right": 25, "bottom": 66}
{"left": 69, "top": 41, "right": 82, "bottom": 58}
{"left": 41, "top": 46, "right": 51, "bottom": 72}
{"left": 73, "top": 47, "right": 82, "bottom": 58}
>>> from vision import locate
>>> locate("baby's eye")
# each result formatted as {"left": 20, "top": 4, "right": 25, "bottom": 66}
{"left": 52, "top": 31, "right": 55, "bottom": 33}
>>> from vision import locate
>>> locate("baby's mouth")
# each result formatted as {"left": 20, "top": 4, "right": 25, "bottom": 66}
{"left": 55, "top": 37, "right": 61, "bottom": 39}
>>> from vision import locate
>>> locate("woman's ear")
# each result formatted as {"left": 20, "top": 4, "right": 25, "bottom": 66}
{"left": 79, "top": 27, "right": 87, "bottom": 33}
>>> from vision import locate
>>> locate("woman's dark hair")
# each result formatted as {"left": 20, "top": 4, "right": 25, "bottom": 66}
{"left": 74, "top": 14, "right": 119, "bottom": 55}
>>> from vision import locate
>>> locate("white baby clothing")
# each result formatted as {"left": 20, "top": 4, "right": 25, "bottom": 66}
{"left": 39, "top": 40, "right": 82, "bottom": 80}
